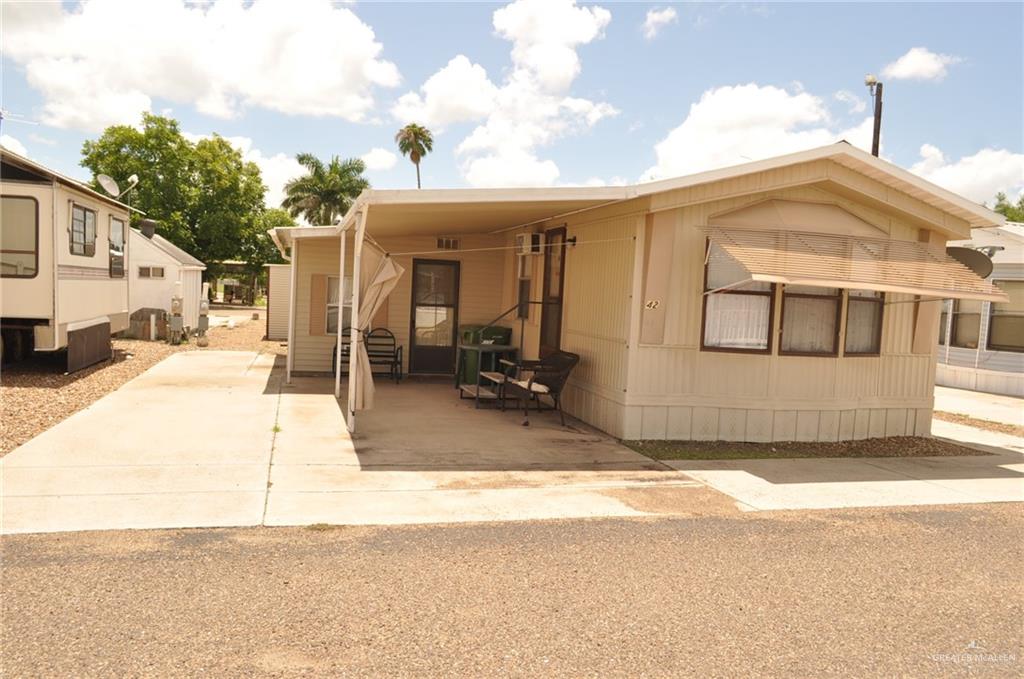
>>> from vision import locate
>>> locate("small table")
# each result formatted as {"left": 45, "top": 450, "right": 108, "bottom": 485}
{"left": 455, "top": 343, "right": 518, "bottom": 408}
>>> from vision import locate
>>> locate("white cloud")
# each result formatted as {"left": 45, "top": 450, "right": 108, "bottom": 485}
{"left": 833, "top": 89, "right": 866, "bottom": 114}
{"left": 643, "top": 7, "right": 678, "bottom": 40}
{"left": 360, "top": 147, "right": 398, "bottom": 171}
{"left": 910, "top": 144, "right": 1024, "bottom": 204}
{"left": 642, "top": 83, "right": 873, "bottom": 181}
{"left": 184, "top": 132, "right": 304, "bottom": 210}
{"left": 881, "top": 47, "right": 962, "bottom": 82}
{"left": 398, "top": 0, "right": 616, "bottom": 187}
{"left": 0, "top": 135, "right": 28, "bottom": 156}
{"left": 28, "top": 133, "right": 57, "bottom": 146}
{"left": 391, "top": 55, "right": 499, "bottom": 128}
{"left": 2, "top": 0, "right": 400, "bottom": 132}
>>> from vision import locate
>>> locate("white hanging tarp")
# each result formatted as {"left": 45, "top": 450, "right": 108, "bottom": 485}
{"left": 349, "top": 241, "right": 405, "bottom": 413}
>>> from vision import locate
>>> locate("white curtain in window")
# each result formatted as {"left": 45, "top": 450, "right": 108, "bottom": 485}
{"left": 704, "top": 293, "right": 770, "bottom": 349}
{"left": 782, "top": 296, "right": 837, "bottom": 353}
{"left": 846, "top": 298, "right": 881, "bottom": 353}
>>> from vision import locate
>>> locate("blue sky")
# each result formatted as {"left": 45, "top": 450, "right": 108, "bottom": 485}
{"left": 2, "top": 1, "right": 1021, "bottom": 208}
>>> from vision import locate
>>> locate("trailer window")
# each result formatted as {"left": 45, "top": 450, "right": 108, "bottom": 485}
{"left": 109, "top": 217, "right": 125, "bottom": 278}
{"left": 1, "top": 196, "right": 38, "bottom": 278}
{"left": 71, "top": 204, "right": 97, "bottom": 256}
{"left": 138, "top": 266, "right": 165, "bottom": 279}
{"left": 701, "top": 242, "right": 773, "bottom": 353}
{"left": 987, "top": 281, "right": 1024, "bottom": 352}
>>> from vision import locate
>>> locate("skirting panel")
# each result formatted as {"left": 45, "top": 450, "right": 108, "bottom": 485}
{"left": 935, "top": 364, "right": 1024, "bottom": 397}
{"left": 623, "top": 405, "right": 933, "bottom": 442}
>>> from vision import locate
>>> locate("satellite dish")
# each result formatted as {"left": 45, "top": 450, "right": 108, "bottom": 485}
{"left": 947, "top": 246, "right": 994, "bottom": 279}
{"left": 97, "top": 174, "right": 121, "bottom": 197}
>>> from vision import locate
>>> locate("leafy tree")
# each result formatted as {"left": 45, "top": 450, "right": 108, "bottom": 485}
{"left": 81, "top": 114, "right": 268, "bottom": 266}
{"left": 281, "top": 153, "right": 369, "bottom": 225}
{"left": 395, "top": 123, "right": 434, "bottom": 189}
{"left": 992, "top": 192, "right": 1024, "bottom": 222}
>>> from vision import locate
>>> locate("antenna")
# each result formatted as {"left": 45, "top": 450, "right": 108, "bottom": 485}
{"left": 0, "top": 109, "right": 40, "bottom": 135}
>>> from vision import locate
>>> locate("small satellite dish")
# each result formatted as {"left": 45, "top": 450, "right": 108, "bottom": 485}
{"left": 97, "top": 174, "right": 121, "bottom": 197}
{"left": 947, "top": 246, "right": 994, "bottom": 279}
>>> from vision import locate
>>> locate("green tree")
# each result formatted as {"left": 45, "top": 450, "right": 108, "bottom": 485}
{"left": 80, "top": 114, "right": 268, "bottom": 265}
{"left": 281, "top": 153, "right": 369, "bottom": 225}
{"left": 993, "top": 192, "right": 1024, "bottom": 222}
{"left": 394, "top": 123, "right": 434, "bottom": 189}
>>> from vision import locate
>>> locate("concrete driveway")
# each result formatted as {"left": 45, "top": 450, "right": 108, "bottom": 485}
{"left": 1, "top": 352, "right": 715, "bottom": 534}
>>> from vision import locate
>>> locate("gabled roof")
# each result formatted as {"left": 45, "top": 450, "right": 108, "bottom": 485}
{"left": 329, "top": 142, "right": 1003, "bottom": 237}
{"left": 132, "top": 228, "right": 206, "bottom": 268}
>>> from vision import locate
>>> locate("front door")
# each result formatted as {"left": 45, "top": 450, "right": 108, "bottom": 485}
{"left": 539, "top": 227, "right": 567, "bottom": 357}
{"left": 409, "top": 259, "right": 460, "bottom": 374}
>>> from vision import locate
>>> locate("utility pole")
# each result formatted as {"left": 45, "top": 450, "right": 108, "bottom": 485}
{"left": 865, "top": 74, "right": 883, "bottom": 157}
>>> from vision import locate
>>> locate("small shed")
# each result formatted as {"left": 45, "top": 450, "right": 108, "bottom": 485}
{"left": 128, "top": 222, "right": 206, "bottom": 330}
{"left": 265, "top": 263, "right": 291, "bottom": 341}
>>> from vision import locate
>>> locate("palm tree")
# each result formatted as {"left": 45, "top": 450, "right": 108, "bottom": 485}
{"left": 281, "top": 153, "right": 369, "bottom": 225}
{"left": 395, "top": 123, "right": 434, "bottom": 189}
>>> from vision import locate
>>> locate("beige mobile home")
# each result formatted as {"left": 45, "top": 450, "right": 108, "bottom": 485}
{"left": 1, "top": 150, "right": 132, "bottom": 370}
{"left": 272, "top": 143, "right": 1006, "bottom": 442}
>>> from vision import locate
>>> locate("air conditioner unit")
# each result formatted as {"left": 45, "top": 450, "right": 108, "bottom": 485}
{"left": 516, "top": 232, "right": 544, "bottom": 256}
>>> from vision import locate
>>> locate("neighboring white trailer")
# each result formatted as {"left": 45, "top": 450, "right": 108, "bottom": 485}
{"left": 128, "top": 222, "right": 206, "bottom": 330}
{"left": 265, "top": 263, "right": 291, "bottom": 340}
{"left": 1, "top": 149, "right": 132, "bottom": 370}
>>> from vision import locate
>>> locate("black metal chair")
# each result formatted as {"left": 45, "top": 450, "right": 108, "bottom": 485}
{"left": 499, "top": 351, "right": 580, "bottom": 426}
{"left": 365, "top": 327, "right": 403, "bottom": 384}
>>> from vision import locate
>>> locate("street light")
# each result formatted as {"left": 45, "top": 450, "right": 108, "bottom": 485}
{"left": 865, "top": 74, "right": 883, "bottom": 157}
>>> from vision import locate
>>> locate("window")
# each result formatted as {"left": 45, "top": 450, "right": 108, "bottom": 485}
{"left": 70, "top": 204, "right": 96, "bottom": 256}
{"left": 951, "top": 298, "right": 983, "bottom": 348}
{"left": 516, "top": 255, "right": 531, "bottom": 319}
{"left": 844, "top": 290, "right": 884, "bottom": 355}
{"left": 701, "top": 242, "right": 773, "bottom": 352}
{"left": 938, "top": 300, "right": 950, "bottom": 346}
{"left": 1, "top": 196, "right": 38, "bottom": 278}
{"left": 987, "top": 280, "right": 1024, "bottom": 352}
{"left": 780, "top": 285, "right": 842, "bottom": 355}
{"left": 138, "top": 266, "right": 165, "bottom": 279}
{"left": 109, "top": 217, "right": 125, "bottom": 278}
{"left": 326, "top": 275, "right": 353, "bottom": 334}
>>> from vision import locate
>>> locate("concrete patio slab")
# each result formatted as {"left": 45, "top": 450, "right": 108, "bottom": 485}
{"left": 934, "top": 386, "right": 1024, "bottom": 427}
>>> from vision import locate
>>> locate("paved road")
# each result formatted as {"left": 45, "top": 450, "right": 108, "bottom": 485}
{"left": 4, "top": 505, "right": 1021, "bottom": 677}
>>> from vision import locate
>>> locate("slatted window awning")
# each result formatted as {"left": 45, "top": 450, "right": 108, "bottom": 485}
{"left": 704, "top": 226, "right": 1009, "bottom": 303}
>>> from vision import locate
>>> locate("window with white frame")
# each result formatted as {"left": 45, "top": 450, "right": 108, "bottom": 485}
{"left": 138, "top": 266, "right": 165, "bottom": 279}
{"left": 109, "top": 217, "right": 125, "bottom": 278}
{"left": 70, "top": 204, "right": 96, "bottom": 256}
{"left": 951, "top": 298, "right": 983, "bottom": 348}
{"left": 326, "top": 275, "right": 353, "bottom": 334}
{"left": 938, "top": 300, "right": 950, "bottom": 346}
{"left": 844, "top": 289, "right": 884, "bottom": 355}
{"left": 987, "top": 280, "right": 1024, "bottom": 352}
{"left": 701, "top": 243, "right": 773, "bottom": 352}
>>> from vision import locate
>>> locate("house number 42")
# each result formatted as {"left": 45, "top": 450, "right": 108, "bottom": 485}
{"left": 644, "top": 300, "right": 661, "bottom": 309}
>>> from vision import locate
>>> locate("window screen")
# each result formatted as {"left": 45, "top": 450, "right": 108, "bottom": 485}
{"left": 1, "top": 196, "right": 38, "bottom": 278}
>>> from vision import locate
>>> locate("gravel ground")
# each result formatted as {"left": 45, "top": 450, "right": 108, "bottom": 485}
{"left": 625, "top": 436, "right": 984, "bottom": 460}
{"left": 934, "top": 411, "right": 1024, "bottom": 438}
{"left": 3, "top": 505, "right": 1022, "bottom": 677}
{"left": 0, "top": 316, "right": 283, "bottom": 456}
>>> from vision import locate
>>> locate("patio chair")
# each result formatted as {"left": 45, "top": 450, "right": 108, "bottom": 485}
{"left": 365, "top": 327, "right": 403, "bottom": 384}
{"left": 498, "top": 351, "right": 580, "bottom": 426}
